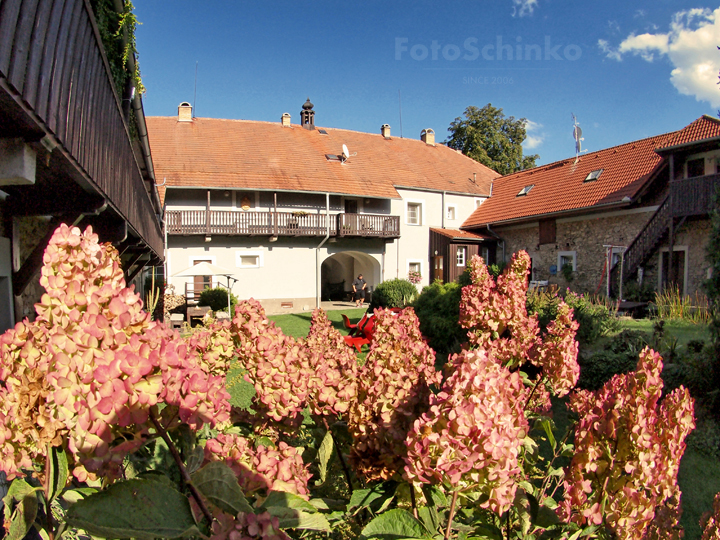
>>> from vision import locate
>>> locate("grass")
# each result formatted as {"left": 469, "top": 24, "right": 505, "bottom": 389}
{"left": 588, "top": 317, "right": 711, "bottom": 353}
{"left": 678, "top": 447, "right": 720, "bottom": 538}
{"left": 269, "top": 308, "right": 368, "bottom": 339}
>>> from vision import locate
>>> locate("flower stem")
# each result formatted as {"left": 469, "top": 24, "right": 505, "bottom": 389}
{"left": 44, "top": 443, "right": 55, "bottom": 540}
{"left": 149, "top": 409, "right": 214, "bottom": 525}
{"left": 322, "top": 418, "right": 353, "bottom": 494}
{"left": 444, "top": 490, "right": 459, "bottom": 540}
{"left": 409, "top": 485, "right": 418, "bottom": 519}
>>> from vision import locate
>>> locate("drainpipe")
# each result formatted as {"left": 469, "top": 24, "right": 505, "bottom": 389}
{"left": 316, "top": 193, "right": 331, "bottom": 308}
{"left": 112, "top": 0, "right": 163, "bottom": 223}
{"left": 441, "top": 191, "right": 446, "bottom": 229}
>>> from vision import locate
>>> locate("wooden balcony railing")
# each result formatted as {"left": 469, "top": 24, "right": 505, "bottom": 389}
{"left": 166, "top": 210, "right": 401, "bottom": 239}
{"left": 671, "top": 173, "right": 720, "bottom": 217}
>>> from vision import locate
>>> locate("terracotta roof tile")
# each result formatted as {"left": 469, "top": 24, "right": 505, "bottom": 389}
{"left": 147, "top": 117, "right": 499, "bottom": 205}
{"left": 430, "top": 228, "right": 492, "bottom": 241}
{"left": 658, "top": 115, "right": 720, "bottom": 150}
{"left": 462, "top": 130, "right": 678, "bottom": 228}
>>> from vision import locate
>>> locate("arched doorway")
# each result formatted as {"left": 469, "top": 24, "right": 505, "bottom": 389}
{"left": 321, "top": 251, "right": 381, "bottom": 301}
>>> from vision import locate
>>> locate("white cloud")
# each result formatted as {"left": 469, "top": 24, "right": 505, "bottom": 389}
{"left": 511, "top": 0, "right": 538, "bottom": 18}
{"left": 523, "top": 119, "right": 544, "bottom": 150}
{"left": 598, "top": 39, "right": 622, "bottom": 61}
{"left": 599, "top": 7, "right": 720, "bottom": 107}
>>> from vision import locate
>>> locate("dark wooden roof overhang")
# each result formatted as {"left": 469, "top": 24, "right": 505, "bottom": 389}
{"left": 0, "top": 0, "right": 165, "bottom": 296}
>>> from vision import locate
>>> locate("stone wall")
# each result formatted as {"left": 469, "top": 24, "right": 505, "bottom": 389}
{"left": 16, "top": 216, "right": 52, "bottom": 321}
{"left": 497, "top": 209, "right": 654, "bottom": 294}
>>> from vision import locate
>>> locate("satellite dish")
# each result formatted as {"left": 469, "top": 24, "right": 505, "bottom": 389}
{"left": 342, "top": 144, "right": 349, "bottom": 159}
{"left": 573, "top": 126, "right": 583, "bottom": 141}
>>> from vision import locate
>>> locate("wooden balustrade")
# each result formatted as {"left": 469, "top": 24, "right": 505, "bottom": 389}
{"left": 166, "top": 210, "right": 401, "bottom": 238}
{"left": 671, "top": 173, "right": 720, "bottom": 217}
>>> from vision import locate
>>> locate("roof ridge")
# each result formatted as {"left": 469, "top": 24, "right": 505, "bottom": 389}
{"left": 495, "top": 128, "right": 680, "bottom": 182}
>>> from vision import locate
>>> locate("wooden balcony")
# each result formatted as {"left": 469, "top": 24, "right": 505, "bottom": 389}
{"left": 166, "top": 210, "right": 401, "bottom": 239}
{"left": 670, "top": 173, "right": 720, "bottom": 217}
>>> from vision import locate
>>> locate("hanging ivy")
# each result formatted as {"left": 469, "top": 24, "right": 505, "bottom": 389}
{"left": 89, "top": 0, "right": 145, "bottom": 102}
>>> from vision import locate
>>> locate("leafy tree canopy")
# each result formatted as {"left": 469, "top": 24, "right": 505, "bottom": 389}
{"left": 445, "top": 103, "right": 539, "bottom": 175}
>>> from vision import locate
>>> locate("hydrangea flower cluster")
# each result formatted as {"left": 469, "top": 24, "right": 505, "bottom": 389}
{"left": 701, "top": 492, "right": 720, "bottom": 540}
{"left": 304, "top": 310, "right": 358, "bottom": 416}
{"left": 203, "top": 432, "right": 310, "bottom": 497}
{"left": 459, "top": 252, "right": 580, "bottom": 398}
{"left": 559, "top": 347, "right": 695, "bottom": 539}
{"left": 347, "top": 308, "right": 441, "bottom": 482}
{"left": 210, "top": 510, "right": 289, "bottom": 540}
{"left": 229, "top": 300, "right": 312, "bottom": 426}
{"left": 404, "top": 349, "right": 528, "bottom": 514}
{"left": 0, "top": 225, "right": 230, "bottom": 482}
{"left": 187, "top": 322, "right": 237, "bottom": 375}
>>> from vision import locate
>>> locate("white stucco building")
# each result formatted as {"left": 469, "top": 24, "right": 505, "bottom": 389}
{"left": 148, "top": 100, "right": 497, "bottom": 314}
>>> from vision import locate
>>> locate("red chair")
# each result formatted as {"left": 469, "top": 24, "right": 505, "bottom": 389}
{"left": 341, "top": 314, "right": 359, "bottom": 335}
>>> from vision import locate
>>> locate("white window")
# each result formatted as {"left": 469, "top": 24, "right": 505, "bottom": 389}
{"left": 235, "top": 251, "right": 263, "bottom": 268}
{"left": 406, "top": 200, "right": 424, "bottom": 226}
{"left": 446, "top": 205, "right": 457, "bottom": 221}
{"left": 456, "top": 247, "right": 466, "bottom": 267}
{"left": 407, "top": 260, "right": 422, "bottom": 275}
{"left": 558, "top": 251, "right": 577, "bottom": 271}
{"left": 475, "top": 198, "right": 485, "bottom": 208}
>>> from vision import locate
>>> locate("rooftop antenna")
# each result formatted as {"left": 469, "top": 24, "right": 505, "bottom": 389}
{"left": 193, "top": 61, "right": 198, "bottom": 118}
{"left": 572, "top": 112, "right": 586, "bottom": 163}
{"left": 398, "top": 90, "right": 403, "bottom": 138}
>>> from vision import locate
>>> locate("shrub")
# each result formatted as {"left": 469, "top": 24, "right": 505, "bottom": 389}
{"left": 369, "top": 278, "right": 417, "bottom": 309}
{"left": 623, "top": 278, "right": 656, "bottom": 302}
{"left": 563, "top": 291, "right": 620, "bottom": 343}
{"left": 411, "top": 280, "right": 465, "bottom": 357}
{"left": 198, "top": 286, "right": 238, "bottom": 313}
{"left": 526, "top": 289, "right": 619, "bottom": 344}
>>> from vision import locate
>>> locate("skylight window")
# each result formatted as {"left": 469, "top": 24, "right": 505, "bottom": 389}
{"left": 318, "top": 129, "right": 328, "bottom": 135}
{"left": 584, "top": 169, "right": 604, "bottom": 182}
{"left": 517, "top": 184, "right": 534, "bottom": 197}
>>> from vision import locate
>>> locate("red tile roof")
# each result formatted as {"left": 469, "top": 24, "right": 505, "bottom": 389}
{"left": 430, "top": 228, "right": 492, "bottom": 241}
{"left": 147, "top": 117, "right": 498, "bottom": 204}
{"left": 462, "top": 131, "right": 678, "bottom": 228}
{"left": 658, "top": 115, "right": 720, "bottom": 150}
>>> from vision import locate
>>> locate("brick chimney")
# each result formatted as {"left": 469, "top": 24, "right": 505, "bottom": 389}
{"left": 421, "top": 128, "right": 435, "bottom": 145}
{"left": 281, "top": 113, "right": 291, "bottom": 127}
{"left": 178, "top": 102, "right": 192, "bottom": 122}
{"left": 381, "top": 124, "right": 391, "bottom": 138}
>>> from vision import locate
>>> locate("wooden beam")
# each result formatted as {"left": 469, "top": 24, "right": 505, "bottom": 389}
{"left": 5, "top": 190, "right": 105, "bottom": 217}
{"left": 12, "top": 212, "right": 83, "bottom": 296}
{"left": 123, "top": 250, "right": 147, "bottom": 279}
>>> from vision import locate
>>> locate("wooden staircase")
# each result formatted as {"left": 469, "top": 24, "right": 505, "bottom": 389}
{"left": 609, "top": 172, "right": 720, "bottom": 295}
{"left": 609, "top": 195, "right": 670, "bottom": 294}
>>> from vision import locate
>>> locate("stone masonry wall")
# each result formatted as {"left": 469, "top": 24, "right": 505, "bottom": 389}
{"left": 498, "top": 210, "right": 653, "bottom": 294}
{"left": 16, "top": 216, "right": 52, "bottom": 321}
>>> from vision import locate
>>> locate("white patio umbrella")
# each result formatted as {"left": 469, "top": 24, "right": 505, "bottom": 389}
{"left": 172, "top": 262, "right": 238, "bottom": 314}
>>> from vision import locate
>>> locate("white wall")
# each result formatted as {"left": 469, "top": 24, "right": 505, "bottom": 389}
{"left": 166, "top": 236, "right": 385, "bottom": 306}
{"left": 387, "top": 189, "right": 484, "bottom": 287}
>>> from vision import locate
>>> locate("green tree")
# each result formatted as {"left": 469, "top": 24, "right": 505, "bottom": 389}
{"left": 445, "top": 104, "right": 539, "bottom": 175}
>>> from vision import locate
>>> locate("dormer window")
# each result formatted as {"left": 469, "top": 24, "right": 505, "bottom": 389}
{"left": 517, "top": 184, "right": 534, "bottom": 197}
{"left": 584, "top": 169, "right": 603, "bottom": 182}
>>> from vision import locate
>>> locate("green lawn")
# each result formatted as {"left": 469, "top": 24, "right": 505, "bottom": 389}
{"left": 616, "top": 317, "right": 711, "bottom": 348}
{"left": 269, "top": 308, "right": 368, "bottom": 339}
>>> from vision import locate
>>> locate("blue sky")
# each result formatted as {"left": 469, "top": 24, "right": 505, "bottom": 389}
{"left": 135, "top": 1, "right": 720, "bottom": 165}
